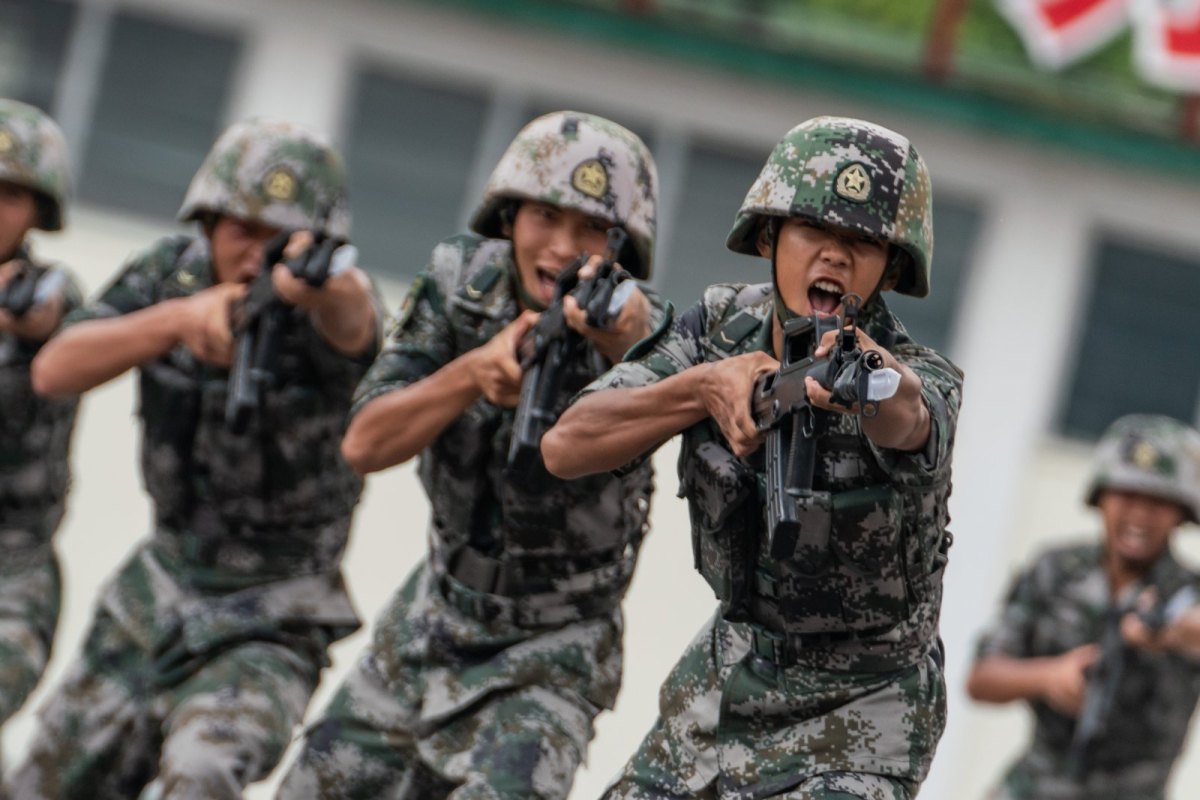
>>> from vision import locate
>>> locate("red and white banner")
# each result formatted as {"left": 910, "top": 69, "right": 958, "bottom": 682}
{"left": 1132, "top": 0, "right": 1200, "bottom": 91}
{"left": 996, "top": 0, "right": 1200, "bottom": 92}
{"left": 995, "top": 0, "right": 1131, "bottom": 69}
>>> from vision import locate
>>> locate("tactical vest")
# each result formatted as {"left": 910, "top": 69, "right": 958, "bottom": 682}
{"left": 135, "top": 237, "right": 364, "bottom": 576}
{"left": 678, "top": 284, "right": 951, "bottom": 642}
{"left": 0, "top": 250, "right": 79, "bottom": 542}
{"left": 418, "top": 236, "right": 652, "bottom": 607}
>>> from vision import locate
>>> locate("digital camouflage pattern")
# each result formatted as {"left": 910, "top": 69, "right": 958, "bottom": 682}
{"left": 0, "top": 248, "right": 80, "bottom": 770}
{"left": 581, "top": 282, "right": 961, "bottom": 796}
{"left": 975, "top": 542, "right": 1200, "bottom": 800}
{"left": 725, "top": 116, "right": 934, "bottom": 297}
{"left": 1084, "top": 414, "right": 1200, "bottom": 522}
{"left": 279, "top": 233, "right": 666, "bottom": 799}
{"left": 469, "top": 111, "right": 658, "bottom": 278}
{"left": 7, "top": 233, "right": 376, "bottom": 800}
{"left": 0, "top": 99, "right": 71, "bottom": 231}
{"left": 178, "top": 118, "right": 350, "bottom": 239}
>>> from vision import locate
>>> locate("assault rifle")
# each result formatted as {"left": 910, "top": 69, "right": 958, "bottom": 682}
{"left": 750, "top": 294, "right": 901, "bottom": 560}
{"left": 224, "top": 218, "right": 354, "bottom": 433}
{"left": 0, "top": 254, "right": 64, "bottom": 319}
{"left": 1066, "top": 570, "right": 1199, "bottom": 779}
{"left": 506, "top": 227, "right": 632, "bottom": 475}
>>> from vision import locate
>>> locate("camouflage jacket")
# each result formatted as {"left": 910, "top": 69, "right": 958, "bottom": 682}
{"left": 0, "top": 243, "right": 81, "bottom": 558}
{"left": 65, "top": 234, "right": 377, "bottom": 588}
{"left": 583, "top": 282, "right": 962, "bottom": 672}
{"left": 353, "top": 233, "right": 664, "bottom": 618}
{"left": 976, "top": 542, "right": 1200, "bottom": 800}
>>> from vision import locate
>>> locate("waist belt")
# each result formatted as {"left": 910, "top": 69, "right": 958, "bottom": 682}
{"left": 748, "top": 623, "right": 894, "bottom": 667}
{"left": 439, "top": 572, "right": 617, "bottom": 628}
{"left": 444, "top": 544, "right": 634, "bottom": 597}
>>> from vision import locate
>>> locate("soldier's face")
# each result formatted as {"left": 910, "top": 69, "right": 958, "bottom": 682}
{"left": 1098, "top": 488, "right": 1184, "bottom": 569}
{"left": 209, "top": 215, "right": 283, "bottom": 284}
{"left": 0, "top": 181, "right": 37, "bottom": 258}
{"left": 763, "top": 218, "right": 892, "bottom": 316}
{"left": 510, "top": 201, "right": 611, "bottom": 308}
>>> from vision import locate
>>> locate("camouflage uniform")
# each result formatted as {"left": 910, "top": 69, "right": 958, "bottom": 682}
{"left": 975, "top": 415, "right": 1200, "bottom": 800}
{"left": 278, "top": 111, "right": 663, "bottom": 800}
{"left": 7, "top": 120, "right": 376, "bottom": 800}
{"left": 589, "top": 117, "right": 962, "bottom": 799}
{"left": 0, "top": 99, "right": 81, "bottom": 762}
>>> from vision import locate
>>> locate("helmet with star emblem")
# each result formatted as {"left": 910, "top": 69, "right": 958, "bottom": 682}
{"left": 1086, "top": 414, "right": 1200, "bottom": 523}
{"left": 0, "top": 99, "right": 71, "bottom": 231}
{"left": 468, "top": 110, "right": 658, "bottom": 279}
{"left": 726, "top": 116, "right": 933, "bottom": 297}
{"left": 178, "top": 118, "right": 350, "bottom": 238}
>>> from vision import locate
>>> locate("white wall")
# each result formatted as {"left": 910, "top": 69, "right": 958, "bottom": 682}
{"left": 6, "top": 0, "right": 1200, "bottom": 797}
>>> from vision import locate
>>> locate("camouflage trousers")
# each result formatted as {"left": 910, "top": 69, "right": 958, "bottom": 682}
{"left": 603, "top": 612, "right": 944, "bottom": 800}
{"left": 277, "top": 561, "right": 625, "bottom": 799}
{"left": 989, "top": 758, "right": 1168, "bottom": 800}
{"left": 5, "top": 606, "right": 325, "bottom": 800}
{"left": 0, "top": 544, "right": 61, "bottom": 776}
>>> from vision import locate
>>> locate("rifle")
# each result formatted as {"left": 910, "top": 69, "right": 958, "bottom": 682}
{"left": 0, "top": 254, "right": 64, "bottom": 319}
{"left": 1066, "top": 567, "right": 1199, "bottom": 779}
{"left": 750, "top": 294, "right": 901, "bottom": 560}
{"left": 224, "top": 217, "right": 354, "bottom": 433}
{"left": 505, "top": 227, "right": 631, "bottom": 475}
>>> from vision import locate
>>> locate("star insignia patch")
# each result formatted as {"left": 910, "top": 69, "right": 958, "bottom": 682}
{"left": 834, "top": 163, "right": 871, "bottom": 203}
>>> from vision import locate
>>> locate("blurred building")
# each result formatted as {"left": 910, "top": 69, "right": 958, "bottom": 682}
{"left": 2, "top": 0, "right": 1199, "bottom": 797}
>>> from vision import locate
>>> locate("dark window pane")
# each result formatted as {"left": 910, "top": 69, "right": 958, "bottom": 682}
{"left": 344, "top": 66, "right": 489, "bottom": 281}
{"left": 78, "top": 11, "right": 239, "bottom": 219}
{"left": 1059, "top": 237, "right": 1200, "bottom": 439}
{"left": 887, "top": 196, "right": 982, "bottom": 354}
{"left": 660, "top": 140, "right": 763, "bottom": 308}
{"left": 0, "top": 0, "right": 76, "bottom": 112}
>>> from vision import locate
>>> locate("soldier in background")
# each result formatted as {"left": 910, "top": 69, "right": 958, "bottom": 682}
{"left": 545, "top": 116, "right": 962, "bottom": 798}
{"left": 968, "top": 414, "right": 1200, "bottom": 800}
{"left": 8, "top": 119, "right": 379, "bottom": 800}
{"left": 276, "top": 110, "right": 665, "bottom": 799}
{"left": 0, "top": 98, "right": 82, "bottom": 774}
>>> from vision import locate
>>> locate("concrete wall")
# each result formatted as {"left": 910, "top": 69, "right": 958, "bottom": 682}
{"left": 5, "top": 0, "right": 1200, "bottom": 797}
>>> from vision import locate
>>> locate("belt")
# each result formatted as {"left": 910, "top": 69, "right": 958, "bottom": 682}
{"left": 748, "top": 622, "right": 894, "bottom": 667}
{"left": 439, "top": 572, "right": 617, "bottom": 628}
{"left": 445, "top": 544, "right": 634, "bottom": 596}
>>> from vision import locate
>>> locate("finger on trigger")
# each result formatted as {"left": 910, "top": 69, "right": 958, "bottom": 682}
{"left": 283, "top": 230, "right": 313, "bottom": 261}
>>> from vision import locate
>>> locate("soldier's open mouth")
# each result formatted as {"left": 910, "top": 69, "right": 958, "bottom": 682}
{"left": 536, "top": 267, "right": 558, "bottom": 297}
{"left": 808, "top": 279, "right": 844, "bottom": 315}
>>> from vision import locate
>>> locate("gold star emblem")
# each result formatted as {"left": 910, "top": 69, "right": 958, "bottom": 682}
{"left": 1131, "top": 441, "right": 1160, "bottom": 470}
{"left": 0, "top": 128, "right": 14, "bottom": 155}
{"left": 572, "top": 158, "right": 609, "bottom": 200}
{"left": 835, "top": 163, "right": 871, "bottom": 203}
{"left": 262, "top": 167, "right": 297, "bottom": 202}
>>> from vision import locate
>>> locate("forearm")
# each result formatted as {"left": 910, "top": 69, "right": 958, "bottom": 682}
{"left": 341, "top": 351, "right": 482, "bottom": 474}
{"left": 966, "top": 655, "right": 1055, "bottom": 704}
{"left": 543, "top": 367, "right": 710, "bottom": 479}
{"left": 861, "top": 363, "right": 930, "bottom": 452}
{"left": 310, "top": 269, "right": 377, "bottom": 356}
{"left": 31, "top": 301, "right": 182, "bottom": 397}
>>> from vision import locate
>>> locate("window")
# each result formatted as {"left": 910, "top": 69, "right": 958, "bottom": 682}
{"left": 343, "top": 65, "right": 489, "bottom": 281}
{"left": 659, "top": 139, "right": 763, "bottom": 309}
{"left": 0, "top": 0, "right": 77, "bottom": 113}
{"left": 77, "top": 11, "right": 240, "bottom": 219}
{"left": 887, "top": 196, "right": 982, "bottom": 355}
{"left": 1059, "top": 236, "right": 1200, "bottom": 439}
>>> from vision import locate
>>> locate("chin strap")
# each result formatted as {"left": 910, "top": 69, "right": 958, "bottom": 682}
{"left": 507, "top": 249, "right": 548, "bottom": 313}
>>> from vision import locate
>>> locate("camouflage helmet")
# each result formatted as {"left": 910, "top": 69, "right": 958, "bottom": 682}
{"left": 0, "top": 99, "right": 71, "bottom": 231}
{"left": 178, "top": 118, "right": 350, "bottom": 238}
{"left": 469, "top": 110, "right": 658, "bottom": 279}
{"left": 1085, "top": 414, "right": 1200, "bottom": 523}
{"left": 726, "top": 116, "right": 933, "bottom": 297}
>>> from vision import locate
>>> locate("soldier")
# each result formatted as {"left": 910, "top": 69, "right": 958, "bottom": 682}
{"left": 967, "top": 414, "right": 1200, "bottom": 800}
{"left": 0, "top": 98, "right": 82, "bottom": 773}
{"left": 545, "top": 116, "right": 962, "bottom": 799}
{"left": 9, "top": 118, "right": 379, "bottom": 800}
{"left": 275, "top": 110, "right": 664, "bottom": 799}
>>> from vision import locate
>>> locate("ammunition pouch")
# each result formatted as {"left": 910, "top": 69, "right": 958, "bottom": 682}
{"left": 678, "top": 427, "right": 758, "bottom": 621}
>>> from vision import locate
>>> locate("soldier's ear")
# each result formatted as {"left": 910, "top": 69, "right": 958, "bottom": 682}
{"left": 499, "top": 201, "right": 518, "bottom": 239}
{"left": 755, "top": 221, "right": 774, "bottom": 258}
